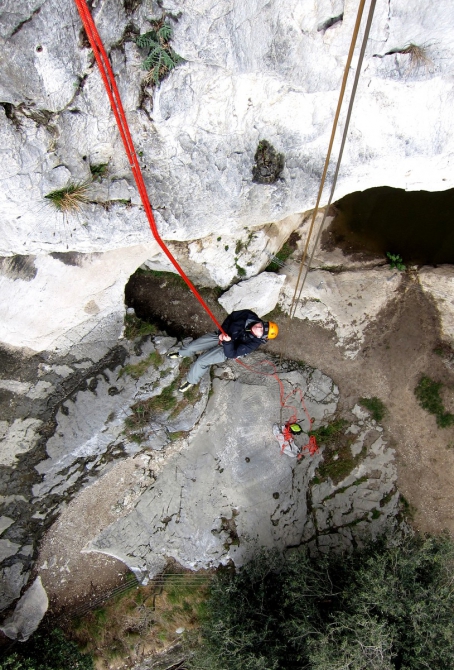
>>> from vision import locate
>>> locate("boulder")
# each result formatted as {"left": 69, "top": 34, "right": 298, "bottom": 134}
{"left": 0, "top": 577, "right": 48, "bottom": 641}
{"left": 218, "top": 272, "right": 286, "bottom": 316}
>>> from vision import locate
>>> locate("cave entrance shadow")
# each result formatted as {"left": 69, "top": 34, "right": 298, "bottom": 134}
{"left": 323, "top": 186, "right": 454, "bottom": 265}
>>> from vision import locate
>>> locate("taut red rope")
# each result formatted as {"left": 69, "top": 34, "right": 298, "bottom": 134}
{"left": 73, "top": 0, "right": 225, "bottom": 333}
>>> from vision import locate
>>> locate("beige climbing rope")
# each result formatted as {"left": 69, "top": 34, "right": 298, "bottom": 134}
{"left": 288, "top": 0, "right": 377, "bottom": 320}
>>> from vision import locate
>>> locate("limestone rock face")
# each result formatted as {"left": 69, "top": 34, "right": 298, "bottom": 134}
{"left": 85, "top": 358, "right": 340, "bottom": 578}
{"left": 219, "top": 272, "right": 286, "bottom": 317}
{"left": 280, "top": 265, "right": 402, "bottom": 358}
{"left": 85, "top": 356, "right": 398, "bottom": 578}
{"left": 1, "top": 0, "right": 454, "bottom": 351}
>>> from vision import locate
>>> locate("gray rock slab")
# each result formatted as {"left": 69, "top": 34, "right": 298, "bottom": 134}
{"left": 87, "top": 364, "right": 338, "bottom": 578}
{"left": 0, "top": 418, "right": 43, "bottom": 468}
{"left": 0, "top": 563, "right": 29, "bottom": 612}
{"left": 0, "top": 516, "right": 14, "bottom": 536}
{"left": 32, "top": 336, "right": 207, "bottom": 500}
{"left": 0, "top": 577, "right": 48, "bottom": 641}
{"left": 0, "top": 538, "right": 21, "bottom": 562}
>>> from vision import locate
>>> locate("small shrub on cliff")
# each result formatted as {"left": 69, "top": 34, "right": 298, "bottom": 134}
{"left": 136, "top": 17, "right": 184, "bottom": 85}
{"left": 0, "top": 628, "right": 93, "bottom": 670}
{"left": 190, "top": 534, "right": 454, "bottom": 670}
{"left": 415, "top": 375, "right": 454, "bottom": 428}
{"left": 252, "top": 139, "right": 284, "bottom": 184}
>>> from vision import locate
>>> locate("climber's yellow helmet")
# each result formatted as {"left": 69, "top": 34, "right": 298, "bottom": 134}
{"left": 266, "top": 321, "right": 279, "bottom": 339}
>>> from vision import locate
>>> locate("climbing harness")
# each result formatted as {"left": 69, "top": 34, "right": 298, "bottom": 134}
{"left": 73, "top": 0, "right": 226, "bottom": 335}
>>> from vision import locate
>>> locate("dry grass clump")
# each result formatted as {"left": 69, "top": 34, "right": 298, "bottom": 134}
{"left": 67, "top": 571, "right": 211, "bottom": 669}
{"left": 45, "top": 181, "right": 91, "bottom": 213}
{"left": 400, "top": 42, "right": 432, "bottom": 71}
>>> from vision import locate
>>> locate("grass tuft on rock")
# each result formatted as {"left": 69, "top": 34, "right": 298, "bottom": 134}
{"left": 310, "top": 418, "right": 365, "bottom": 484}
{"left": 119, "top": 350, "right": 163, "bottom": 379}
{"left": 123, "top": 313, "right": 157, "bottom": 340}
{"left": 45, "top": 181, "right": 91, "bottom": 212}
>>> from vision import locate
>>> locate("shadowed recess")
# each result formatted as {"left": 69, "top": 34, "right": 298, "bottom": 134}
{"left": 324, "top": 186, "right": 454, "bottom": 265}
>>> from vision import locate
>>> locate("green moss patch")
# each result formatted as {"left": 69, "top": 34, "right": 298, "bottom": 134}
{"left": 123, "top": 313, "right": 157, "bottom": 340}
{"left": 311, "top": 419, "right": 366, "bottom": 485}
{"left": 359, "top": 396, "right": 386, "bottom": 422}
{"left": 415, "top": 375, "right": 454, "bottom": 428}
{"left": 119, "top": 350, "right": 163, "bottom": 379}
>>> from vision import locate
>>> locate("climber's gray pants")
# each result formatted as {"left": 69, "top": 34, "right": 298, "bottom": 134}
{"left": 179, "top": 332, "right": 227, "bottom": 385}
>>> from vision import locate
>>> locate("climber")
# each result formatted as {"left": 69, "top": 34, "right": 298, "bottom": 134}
{"left": 168, "top": 309, "right": 279, "bottom": 392}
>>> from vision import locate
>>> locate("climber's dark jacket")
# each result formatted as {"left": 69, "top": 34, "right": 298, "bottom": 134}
{"left": 220, "top": 309, "right": 266, "bottom": 359}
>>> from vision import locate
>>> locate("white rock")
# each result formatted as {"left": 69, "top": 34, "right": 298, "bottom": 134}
{"left": 0, "top": 577, "right": 48, "bottom": 641}
{"left": 218, "top": 273, "right": 286, "bottom": 316}
{"left": 0, "top": 539, "right": 21, "bottom": 562}
{"left": 0, "top": 380, "right": 31, "bottom": 395}
{"left": 280, "top": 267, "right": 402, "bottom": 357}
{"left": 0, "top": 517, "right": 14, "bottom": 536}
{"left": 0, "top": 244, "right": 160, "bottom": 353}
{"left": 0, "top": 418, "right": 43, "bottom": 468}
{"left": 0, "top": 0, "right": 453, "bottom": 353}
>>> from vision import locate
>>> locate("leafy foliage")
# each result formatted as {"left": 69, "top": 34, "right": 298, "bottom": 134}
{"left": 252, "top": 139, "right": 284, "bottom": 184}
{"left": 0, "top": 628, "right": 93, "bottom": 670}
{"left": 190, "top": 534, "right": 454, "bottom": 670}
{"left": 136, "top": 18, "right": 184, "bottom": 85}
{"left": 415, "top": 375, "right": 454, "bottom": 428}
{"left": 386, "top": 252, "right": 406, "bottom": 271}
{"left": 89, "top": 162, "right": 108, "bottom": 180}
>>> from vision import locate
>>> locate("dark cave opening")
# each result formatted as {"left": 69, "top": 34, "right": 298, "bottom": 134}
{"left": 323, "top": 186, "right": 454, "bottom": 265}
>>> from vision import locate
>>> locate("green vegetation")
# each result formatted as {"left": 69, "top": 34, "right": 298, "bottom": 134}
{"left": 66, "top": 572, "right": 209, "bottom": 668}
{"left": 266, "top": 232, "right": 300, "bottom": 272}
{"left": 89, "top": 162, "right": 108, "bottom": 180}
{"left": 136, "top": 17, "right": 184, "bottom": 85}
{"left": 190, "top": 534, "right": 454, "bottom": 670}
{"left": 137, "top": 267, "right": 186, "bottom": 288}
{"left": 124, "top": 359, "right": 200, "bottom": 440}
{"left": 235, "top": 261, "right": 246, "bottom": 277}
{"left": 45, "top": 181, "right": 91, "bottom": 213}
{"left": 252, "top": 139, "right": 284, "bottom": 184}
{"left": 310, "top": 419, "right": 364, "bottom": 484}
{"left": 123, "top": 313, "right": 157, "bottom": 340}
{"left": 0, "top": 628, "right": 93, "bottom": 670}
{"left": 415, "top": 375, "right": 454, "bottom": 428}
{"left": 120, "top": 350, "right": 163, "bottom": 379}
{"left": 386, "top": 251, "right": 406, "bottom": 271}
{"left": 359, "top": 396, "right": 386, "bottom": 422}
{"left": 266, "top": 242, "right": 294, "bottom": 271}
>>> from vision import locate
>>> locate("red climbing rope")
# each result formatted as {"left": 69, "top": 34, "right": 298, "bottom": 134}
{"left": 73, "top": 0, "right": 225, "bottom": 333}
{"left": 235, "top": 357, "right": 319, "bottom": 458}
{"left": 74, "top": 1, "right": 318, "bottom": 458}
